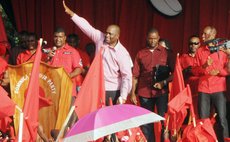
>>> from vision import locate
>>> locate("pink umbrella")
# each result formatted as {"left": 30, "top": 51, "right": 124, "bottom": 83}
{"left": 64, "top": 104, "right": 164, "bottom": 142}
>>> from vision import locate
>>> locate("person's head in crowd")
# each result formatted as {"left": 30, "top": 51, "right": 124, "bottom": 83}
{"left": 188, "top": 35, "right": 200, "bottom": 54}
{"left": 104, "top": 25, "right": 120, "bottom": 47}
{"left": 146, "top": 28, "right": 160, "bottom": 49}
{"left": 53, "top": 27, "right": 66, "bottom": 48}
{"left": 159, "top": 38, "right": 172, "bottom": 51}
{"left": 26, "top": 32, "right": 38, "bottom": 51}
{"left": 18, "top": 30, "right": 29, "bottom": 49}
{"left": 67, "top": 33, "right": 80, "bottom": 48}
{"left": 202, "top": 26, "right": 217, "bottom": 43}
{"left": 85, "top": 42, "right": 96, "bottom": 61}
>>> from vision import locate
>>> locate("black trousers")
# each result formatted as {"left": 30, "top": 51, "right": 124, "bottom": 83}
{"left": 105, "top": 90, "right": 120, "bottom": 142}
{"left": 139, "top": 94, "right": 168, "bottom": 142}
{"left": 105, "top": 90, "right": 120, "bottom": 106}
{"left": 198, "top": 92, "right": 229, "bottom": 142}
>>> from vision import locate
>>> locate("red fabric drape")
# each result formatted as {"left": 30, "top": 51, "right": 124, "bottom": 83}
{"left": 10, "top": 0, "right": 230, "bottom": 60}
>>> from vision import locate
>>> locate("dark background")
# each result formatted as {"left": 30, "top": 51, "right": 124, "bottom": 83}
{"left": 1, "top": 0, "right": 230, "bottom": 60}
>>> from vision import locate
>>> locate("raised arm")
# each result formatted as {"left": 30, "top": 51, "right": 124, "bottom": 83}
{"left": 63, "top": 0, "right": 104, "bottom": 46}
{"left": 63, "top": 0, "right": 74, "bottom": 17}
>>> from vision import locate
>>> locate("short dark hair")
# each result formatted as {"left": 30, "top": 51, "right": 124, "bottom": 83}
{"left": 189, "top": 34, "right": 199, "bottom": 40}
{"left": 147, "top": 28, "right": 158, "bottom": 35}
{"left": 54, "top": 27, "right": 66, "bottom": 34}
{"left": 67, "top": 33, "right": 80, "bottom": 47}
{"left": 27, "top": 32, "right": 38, "bottom": 40}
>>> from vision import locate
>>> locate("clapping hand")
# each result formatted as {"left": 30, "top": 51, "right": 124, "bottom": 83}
{"left": 209, "top": 69, "right": 220, "bottom": 76}
{"left": 202, "top": 56, "right": 213, "bottom": 69}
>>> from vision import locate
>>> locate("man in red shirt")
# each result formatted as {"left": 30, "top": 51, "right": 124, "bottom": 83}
{"left": 45, "top": 27, "right": 83, "bottom": 97}
{"left": 131, "top": 28, "right": 173, "bottom": 142}
{"left": 16, "top": 32, "right": 38, "bottom": 65}
{"left": 45, "top": 28, "right": 83, "bottom": 133}
{"left": 180, "top": 35, "right": 200, "bottom": 116}
{"left": 192, "top": 26, "right": 229, "bottom": 141}
{"left": 67, "top": 33, "right": 91, "bottom": 92}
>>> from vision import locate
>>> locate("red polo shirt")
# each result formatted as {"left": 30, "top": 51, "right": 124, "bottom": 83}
{"left": 132, "top": 46, "right": 169, "bottom": 98}
{"left": 77, "top": 48, "right": 90, "bottom": 69}
{"left": 48, "top": 44, "right": 82, "bottom": 73}
{"left": 75, "top": 48, "right": 91, "bottom": 86}
{"left": 16, "top": 50, "right": 36, "bottom": 65}
{"left": 180, "top": 53, "right": 199, "bottom": 96}
{"left": 192, "top": 45, "right": 228, "bottom": 93}
{"left": 47, "top": 44, "right": 83, "bottom": 96}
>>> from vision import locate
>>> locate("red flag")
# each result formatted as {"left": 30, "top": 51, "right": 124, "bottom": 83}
{"left": 0, "top": 86, "right": 15, "bottom": 118}
{"left": 0, "top": 86, "right": 15, "bottom": 136}
{"left": 166, "top": 54, "right": 186, "bottom": 131}
{"left": 0, "top": 14, "right": 7, "bottom": 42}
{"left": 22, "top": 39, "right": 42, "bottom": 141}
{"left": 182, "top": 118, "right": 217, "bottom": 142}
{"left": 168, "top": 85, "right": 195, "bottom": 131}
{"left": 168, "top": 86, "right": 191, "bottom": 113}
{"left": 169, "top": 54, "right": 185, "bottom": 100}
{"left": 0, "top": 14, "right": 10, "bottom": 58}
{"left": 74, "top": 49, "right": 105, "bottom": 119}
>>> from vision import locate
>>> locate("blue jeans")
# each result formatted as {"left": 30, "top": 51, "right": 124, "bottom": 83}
{"left": 198, "top": 92, "right": 229, "bottom": 142}
{"left": 139, "top": 94, "right": 168, "bottom": 142}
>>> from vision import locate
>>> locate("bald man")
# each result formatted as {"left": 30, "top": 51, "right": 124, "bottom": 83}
{"left": 63, "top": 1, "right": 132, "bottom": 107}
{"left": 192, "top": 26, "right": 229, "bottom": 141}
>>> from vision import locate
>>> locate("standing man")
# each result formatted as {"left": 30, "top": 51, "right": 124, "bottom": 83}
{"left": 192, "top": 26, "right": 229, "bottom": 141}
{"left": 180, "top": 35, "right": 200, "bottom": 116}
{"left": 45, "top": 27, "right": 83, "bottom": 97}
{"left": 131, "top": 28, "right": 173, "bottom": 142}
{"left": 67, "top": 33, "right": 91, "bottom": 76}
{"left": 63, "top": 1, "right": 132, "bottom": 105}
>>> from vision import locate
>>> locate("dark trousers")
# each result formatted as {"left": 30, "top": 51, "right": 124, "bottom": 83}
{"left": 198, "top": 92, "right": 229, "bottom": 142}
{"left": 105, "top": 90, "right": 120, "bottom": 106}
{"left": 139, "top": 94, "right": 168, "bottom": 142}
{"left": 105, "top": 90, "right": 120, "bottom": 142}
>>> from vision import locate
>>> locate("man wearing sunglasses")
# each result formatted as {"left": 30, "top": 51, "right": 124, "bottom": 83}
{"left": 180, "top": 35, "right": 200, "bottom": 116}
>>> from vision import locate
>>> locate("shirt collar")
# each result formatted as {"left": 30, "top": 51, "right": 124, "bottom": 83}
{"left": 57, "top": 43, "right": 69, "bottom": 50}
{"left": 145, "top": 45, "right": 162, "bottom": 52}
{"left": 107, "top": 41, "right": 121, "bottom": 51}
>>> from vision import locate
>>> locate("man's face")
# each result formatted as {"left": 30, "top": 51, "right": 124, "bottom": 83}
{"left": 20, "top": 35, "right": 28, "bottom": 49}
{"left": 189, "top": 37, "right": 200, "bottom": 54}
{"left": 105, "top": 26, "right": 119, "bottom": 45}
{"left": 202, "top": 27, "right": 215, "bottom": 42}
{"left": 54, "top": 32, "right": 66, "bottom": 48}
{"left": 27, "top": 36, "right": 37, "bottom": 50}
{"left": 67, "top": 37, "right": 78, "bottom": 47}
{"left": 147, "top": 32, "right": 160, "bottom": 49}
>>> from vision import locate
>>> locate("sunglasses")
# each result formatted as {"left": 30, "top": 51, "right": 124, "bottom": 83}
{"left": 189, "top": 42, "right": 200, "bottom": 45}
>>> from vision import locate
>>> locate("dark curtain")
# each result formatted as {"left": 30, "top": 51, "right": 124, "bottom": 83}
{"left": 10, "top": 0, "right": 230, "bottom": 60}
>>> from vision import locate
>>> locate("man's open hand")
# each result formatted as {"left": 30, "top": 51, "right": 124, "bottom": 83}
{"left": 63, "top": 0, "right": 74, "bottom": 17}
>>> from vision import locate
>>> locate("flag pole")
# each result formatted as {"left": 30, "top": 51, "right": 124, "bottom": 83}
{"left": 164, "top": 115, "right": 170, "bottom": 135}
{"left": 16, "top": 105, "right": 23, "bottom": 142}
{"left": 56, "top": 105, "right": 75, "bottom": 142}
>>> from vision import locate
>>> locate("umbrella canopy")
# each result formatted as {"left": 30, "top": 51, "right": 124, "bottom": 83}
{"left": 64, "top": 104, "right": 164, "bottom": 142}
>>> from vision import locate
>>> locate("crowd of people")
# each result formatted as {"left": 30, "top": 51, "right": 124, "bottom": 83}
{"left": 0, "top": 1, "right": 230, "bottom": 142}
